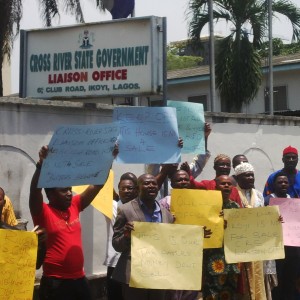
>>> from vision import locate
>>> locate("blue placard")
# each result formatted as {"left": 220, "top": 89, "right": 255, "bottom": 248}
{"left": 113, "top": 107, "right": 181, "bottom": 164}
{"left": 167, "top": 100, "right": 205, "bottom": 154}
{"left": 38, "top": 123, "right": 119, "bottom": 188}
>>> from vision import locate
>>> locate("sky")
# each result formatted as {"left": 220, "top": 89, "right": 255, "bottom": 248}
{"left": 10, "top": 0, "right": 300, "bottom": 92}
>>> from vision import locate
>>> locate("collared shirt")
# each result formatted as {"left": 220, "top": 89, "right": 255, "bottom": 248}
{"left": 139, "top": 199, "right": 162, "bottom": 223}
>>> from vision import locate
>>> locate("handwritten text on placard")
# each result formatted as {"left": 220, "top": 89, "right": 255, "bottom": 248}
{"left": 167, "top": 101, "right": 205, "bottom": 154}
{"left": 171, "top": 189, "right": 223, "bottom": 248}
{"left": 0, "top": 229, "right": 37, "bottom": 300}
{"left": 113, "top": 107, "right": 180, "bottom": 164}
{"left": 224, "top": 206, "right": 284, "bottom": 263}
{"left": 130, "top": 222, "right": 203, "bottom": 290}
{"left": 38, "top": 123, "right": 118, "bottom": 188}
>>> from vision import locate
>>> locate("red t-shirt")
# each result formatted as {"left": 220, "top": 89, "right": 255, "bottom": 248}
{"left": 33, "top": 194, "right": 85, "bottom": 278}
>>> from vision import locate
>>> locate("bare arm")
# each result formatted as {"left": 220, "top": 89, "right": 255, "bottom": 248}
{"left": 188, "top": 123, "right": 212, "bottom": 178}
{"left": 80, "top": 184, "right": 104, "bottom": 210}
{"left": 204, "top": 122, "right": 211, "bottom": 151}
{"left": 155, "top": 165, "right": 173, "bottom": 190}
{"left": 29, "top": 146, "right": 48, "bottom": 217}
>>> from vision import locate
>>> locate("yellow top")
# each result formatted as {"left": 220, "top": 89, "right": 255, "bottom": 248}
{"left": 1, "top": 195, "right": 18, "bottom": 226}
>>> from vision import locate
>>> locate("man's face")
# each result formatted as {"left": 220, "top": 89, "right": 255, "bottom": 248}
{"left": 118, "top": 179, "right": 137, "bottom": 204}
{"left": 49, "top": 187, "right": 72, "bottom": 210}
{"left": 237, "top": 172, "right": 255, "bottom": 189}
{"left": 138, "top": 175, "right": 158, "bottom": 201}
{"left": 214, "top": 158, "right": 231, "bottom": 177}
{"left": 171, "top": 171, "right": 190, "bottom": 189}
{"left": 232, "top": 155, "right": 248, "bottom": 169}
{"left": 282, "top": 153, "right": 298, "bottom": 171}
{"left": 274, "top": 176, "right": 289, "bottom": 196}
{"left": 215, "top": 175, "right": 233, "bottom": 201}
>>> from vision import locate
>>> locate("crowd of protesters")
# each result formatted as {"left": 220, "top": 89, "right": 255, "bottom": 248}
{"left": 1, "top": 122, "right": 300, "bottom": 300}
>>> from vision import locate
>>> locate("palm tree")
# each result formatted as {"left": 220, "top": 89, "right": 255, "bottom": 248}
{"left": 187, "top": 0, "right": 300, "bottom": 112}
{"left": 0, "top": 0, "right": 106, "bottom": 97}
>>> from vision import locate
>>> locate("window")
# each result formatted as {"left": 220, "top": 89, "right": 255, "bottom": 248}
{"left": 265, "top": 85, "right": 288, "bottom": 112}
{"left": 188, "top": 95, "right": 208, "bottom": 111}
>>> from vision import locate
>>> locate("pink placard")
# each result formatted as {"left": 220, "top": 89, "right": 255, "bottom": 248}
{"left": 270, "top": 198, "right": 300, "bottom": 246}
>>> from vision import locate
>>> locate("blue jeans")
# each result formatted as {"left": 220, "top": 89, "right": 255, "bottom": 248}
{"left": 39, "top": 276, "right": 92, "bottom": 300}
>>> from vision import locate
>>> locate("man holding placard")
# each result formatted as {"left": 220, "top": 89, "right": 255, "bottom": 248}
{"left": 112, "top": 174, "right": 173, "bottom": 300}
{"left": 29, "top": 145, "right": 117, "bottom": 300}
{"left": 266, "top": 172, "right": 300, "bottom": 299}
{"left": 160, "top": 169, "right": 211, "bottom": 300}
{"left": 234, "top": 162, "right": 268, "bottom": 299}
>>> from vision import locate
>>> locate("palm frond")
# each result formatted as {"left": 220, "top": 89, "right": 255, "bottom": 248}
{"left": 62, "top": 0, "right": 85, "bottom": 23}
{"left": 273, "top": 0, "right": 300, "bottom": 42}
{"left": 216, "top": 34, "right": 262, "bottom": 111}
{"left": 39, "top": 0, "right": 59, "bottom": 27}
{"left": 0, "top": 0, "right": 22, "bottom": 60}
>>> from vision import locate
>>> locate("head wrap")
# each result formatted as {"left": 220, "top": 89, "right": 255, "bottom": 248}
{"left": 283, "top": 146, "right": 298, "bottom": 156}
{"left": 234, "top": 162, "right": 254, "bottom": 176}
{"left": 214, "top": 154, "right": 230, "bottom": 164}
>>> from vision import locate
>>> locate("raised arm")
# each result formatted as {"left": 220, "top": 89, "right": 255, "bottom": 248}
{"left": 80, "top": 184, "right": 105, "bottom": 210}
{"left": 155, "top": 164, "right": 176, "bottom": 190}
{"left": 189, "top": 122, "right": 211, "bottom": 178}
{"left": 29, "top": 146, "right": 48, "bottom": 217}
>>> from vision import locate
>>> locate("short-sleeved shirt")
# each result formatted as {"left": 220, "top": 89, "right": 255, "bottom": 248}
{"left": 32, "top": 194, "right": 84, "bottom": 279}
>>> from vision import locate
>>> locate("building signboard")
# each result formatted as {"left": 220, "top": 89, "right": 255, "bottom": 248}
{"left": 20, "top": 16, "right": 164, "bottom": 99}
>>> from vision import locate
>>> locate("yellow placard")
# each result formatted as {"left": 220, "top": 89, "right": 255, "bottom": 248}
{"left": 224, "top": 206, "right": 285, "bottom": 263}
{"left": 0, "top": 229, "right": 37, "bottom": 300}
{"left": 130, "top": 222, "right": 203, "bottom": 290}
{"left": 73, "top": 170, "right": 114, "bottom": 219}
{"left": 170, "top": 189, "right": 223, "bottom": 248}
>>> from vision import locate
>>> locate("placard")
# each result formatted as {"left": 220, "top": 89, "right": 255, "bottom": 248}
{"left": 0, "top": 229, "right": 37, "bottom": 300}
{"left": 38, "top": 123, "right": 118, "bottom": 188}
{"left": 113, "top": 107, "right": 180, "bottom": 163}
{"left": 167, "top": 101, "right": 205, "bottom": 154}
{"left": 130, "top": 222, "right": 203, "bottom": 290}
{"left": 171, "top": 189, "right": 223, "bottom": 248}
{"left": 224, "top": 206, "right": 284, "bottom": 263}
{"left": 270, "top": 197, "right": 300, "bottom": 246}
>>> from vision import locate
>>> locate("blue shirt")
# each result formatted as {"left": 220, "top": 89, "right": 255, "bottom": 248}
{"left": 139, "top": 199, "right": 162, "bottom": 223}
{"left": 263, "top": 169, "right": 300, "bottom": 198}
